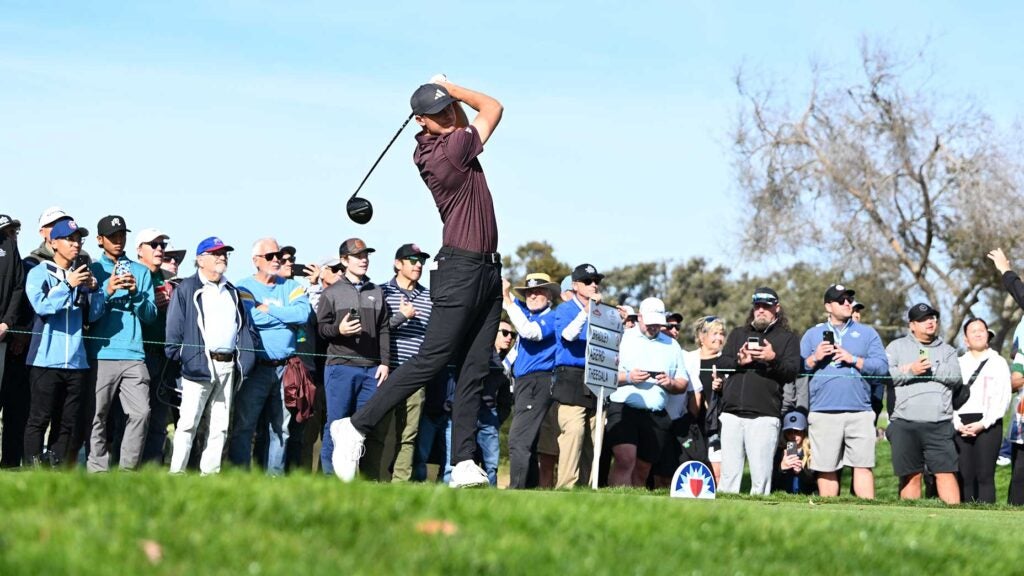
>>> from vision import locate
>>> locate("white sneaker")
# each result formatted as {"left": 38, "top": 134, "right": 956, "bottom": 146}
{"left": 330, "top": 418, "right": 365, "bottom": 482}
{"left": 449, "top": 459, "right": 489, "bottom": 488}
{"left": 997, "top": 455, "right": 1011, "bottom": 467}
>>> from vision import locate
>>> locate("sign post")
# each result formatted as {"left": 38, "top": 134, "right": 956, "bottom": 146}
{"left": 584, "top": 301, "right": 623, "bottom": 490}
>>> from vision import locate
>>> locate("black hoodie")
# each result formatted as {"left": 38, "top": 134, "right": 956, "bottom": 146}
{"left": 717, "top": 320, "right": 801, "bottom": 419}
{"left": 0, "top": 231, "right": 26, "bottom": 329}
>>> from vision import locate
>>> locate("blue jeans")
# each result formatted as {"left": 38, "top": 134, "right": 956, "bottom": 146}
{"left": 476, "top": 404, "right": 500, "bottom": 486}
{"left": 415, "top": 411, "right": 452, "bottom": 482}
{"left": 320, "top": 364, "right": 379, "bottom": 475}
{"left": 414, "top": 405, "right": 499, "bottom": 485}
{"left": 228, "top": 364, "right": 289, "bottom": 475}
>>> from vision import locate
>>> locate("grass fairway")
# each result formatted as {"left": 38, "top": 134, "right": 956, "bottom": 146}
{"left": 1, "top": 461, "right": 1023, "bottom": 575}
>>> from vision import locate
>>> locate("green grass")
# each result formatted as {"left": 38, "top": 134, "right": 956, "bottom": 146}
{"left": 1, "top": 442, "right": 1023, "bottom": 576}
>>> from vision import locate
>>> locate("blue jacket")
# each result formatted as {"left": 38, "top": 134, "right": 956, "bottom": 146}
{"left": 25, "top": 261, "right": 106, "bottom": 370}
{"left": 800, "top": 320, "right": 889, "bottom": 411}
{"left": 236, "top": 276, "right": 310, "bottom": 361}
{"left": 87, "top": 253, "right": 157, "bottom": 361}
{"left": 509, "top": 300, "right": 556, "bottom": 378}
{"left": 164, "top": 272, "right": 259, "bottom": 381}
{"left": 554, "top": 297, "right": 589, "bottom": 368}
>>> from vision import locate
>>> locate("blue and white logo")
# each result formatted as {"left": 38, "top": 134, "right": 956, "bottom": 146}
{"left": 670, "top": 460, "right": 716, "bottom": 499}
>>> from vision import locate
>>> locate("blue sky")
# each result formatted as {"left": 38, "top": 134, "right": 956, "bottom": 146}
{"left": 2, "top": 1, "right": 1021, "bottom": 282}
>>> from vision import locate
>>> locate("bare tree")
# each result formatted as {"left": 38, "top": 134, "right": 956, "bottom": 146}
{"left": 733, "top": 39, "right": 1024, "bottom": 344}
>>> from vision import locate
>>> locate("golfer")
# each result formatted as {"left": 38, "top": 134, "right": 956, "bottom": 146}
{"left": 331, "top": 77, "right": 504, "bottom": 487}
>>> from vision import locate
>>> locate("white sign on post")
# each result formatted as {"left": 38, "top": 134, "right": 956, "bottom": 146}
{"left": 584, "top": 301, "right": 624, "bottom": 490}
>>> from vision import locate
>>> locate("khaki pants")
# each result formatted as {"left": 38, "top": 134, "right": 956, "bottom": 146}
{"left": 391, "top": 388, "right": 425, "bottom": 482}
{"left": 556, "top": 403, "right": 599, "bottom": 489}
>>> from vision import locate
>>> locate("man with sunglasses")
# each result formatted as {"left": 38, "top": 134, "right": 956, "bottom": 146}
{"left": 233, "top": 238, "right": 311, "bottom": 474}
{"left": 85, "top": 215, "right": 158, "bottom": 472}
{"left": 717, "top": 287, "right": 801, "bottom": 494}
{"left": 134, "top": 228, "right": 177, "bottom": 464}
{"left": 330, "top": 77, "right": 503, "bottom": 488}
{"left": 800, "top": 284, "right": 888, "bottom": 499}
{"left": 380, "top": 243, "right": 434, "bottom": 482}
{"left": 160, "top": 245, "right": 186, "bottom": 280}
{"left": 551, "top": 263, "right": 606, "bottom": 488}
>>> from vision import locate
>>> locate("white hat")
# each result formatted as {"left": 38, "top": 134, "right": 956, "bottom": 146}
{"left": 38, "top": 206, "right": 69, "bottom": 229}
{"left": 639, "top": 297, "right": 667, "bottom": 326}
{"left": 135, "top": 228, "right": 169, "bottom": 247}
{"left": 318, "top": 257, "right": 342, "bottom": 268}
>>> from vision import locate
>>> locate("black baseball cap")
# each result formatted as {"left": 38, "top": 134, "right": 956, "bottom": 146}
{"left": 410, "top": 83, "right": 456, "bottom": 115}
{"left": 852, "top": 300, "right": 865, "bottom": 312}
{"left": 395, "top": 243, "right": 430, "bottom": 260}
{"left": 571, "top": 263, "right": 604, "bottom": 283}
{"left": 908, "top": 303, "right": 940, "bottom": 322}
{"left": 97, "top": 215, "right": 130, "bottom": 237}
{"left": 823, "top": 284, "right": 856, "bottom": 303}
{"left": 280, "top": 246, "right": 296, "bottom": 258}
{"left": 752, "top": 287, "right": 779, "bottom": 305}
{"left": 0, "top": 214, "right": 21, "bottom": 232}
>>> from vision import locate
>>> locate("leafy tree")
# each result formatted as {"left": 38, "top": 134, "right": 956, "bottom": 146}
{"left": 732, "top": 39, "right": 1024, "bottom": 344}
{"left": 501, "top": 241, "right": 571, "bottom": 287}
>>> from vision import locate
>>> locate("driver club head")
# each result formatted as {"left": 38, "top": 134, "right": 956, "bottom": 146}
{"left": 346, "top": 196, "right": 373, "bottom": 225}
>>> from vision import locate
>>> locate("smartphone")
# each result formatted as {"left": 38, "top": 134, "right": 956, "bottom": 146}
{"left": 746, "top": 336, "right": 761, "bottom": 349}
{"left": 348, "top": 307, "right": 361, "bottom": 322}
{"left": 785, "top": 441, "right": 799, "bottom": 457}
{"left": 647, "top": 370, "right": 664, "bottom": 379}
{"left": 114, "top": 258, "right": 131, "bottom": 277}
{"left": 288, "top": 263, "right": 308, "bottom": 278}
{"left": 918, "top": 348, "right": 929, "bottom": 360}
{"left": 822, "top": 330, "right": 835, "bottom": 345}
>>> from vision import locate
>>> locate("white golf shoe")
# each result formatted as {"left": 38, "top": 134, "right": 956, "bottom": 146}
{"left": 330, "top": 418, "right": 365, "bottom": 482}
{"left": 449, "top": 459, "right": 490, "bottom": 488}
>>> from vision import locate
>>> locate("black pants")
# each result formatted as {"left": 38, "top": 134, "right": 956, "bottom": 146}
{"left": 24, "top": 367, "right": 85, "bottom": 463}
{"left": 1010, "top": 443, "right": 1024, "bottom": 506}
{"left": 1, "top": 346, "right": 31, "bottom": 467}
{"left": 955, "top": 418, "right": 1002, "bottom": 503}
{"left": 507, "top": 371, "right": 553, "bottom": 489}
{"left": 352, "top": 247, "right": 501, "bottom": 463}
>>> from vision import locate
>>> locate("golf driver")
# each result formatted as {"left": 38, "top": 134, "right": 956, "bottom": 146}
{"left": 346, "top": 112, "right": 414, "bottom": 224}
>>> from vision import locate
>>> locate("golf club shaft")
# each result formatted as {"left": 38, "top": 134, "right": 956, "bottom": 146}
{"left": 350, "top": 113, "right": 414, "bottom": 200}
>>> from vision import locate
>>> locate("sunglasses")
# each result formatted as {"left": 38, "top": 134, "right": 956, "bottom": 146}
{"left": 830, "top": 297, "right": 854, "bottom": 305}
{"left": 404, "top": 256, "right": 427, "bottom": 264}
{"left": 499, "top": 329, "right": 516, "bottom": 337}
{"left": 145, "top": 241, "right": 168, "bottom": 249}
{"left": 665, "top": 323, "right": 680, "bottom": 330}
{"left": 581, "top": 279, "right": 601, "bottom": 286}
{"left": 259, "top": 251, "right": 284, "bottom": 262}
{"left": 203, "top": 250, "right": 230, "bottom": 258}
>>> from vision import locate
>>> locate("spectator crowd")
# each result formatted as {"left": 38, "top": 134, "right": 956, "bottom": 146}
{"left": 2, "top": 206, "right": 1024, "bottom": 506}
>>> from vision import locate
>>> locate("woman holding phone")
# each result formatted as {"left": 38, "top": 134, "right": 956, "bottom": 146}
{"left": 954, "top": 318, "right": 1011, "bottom": 503}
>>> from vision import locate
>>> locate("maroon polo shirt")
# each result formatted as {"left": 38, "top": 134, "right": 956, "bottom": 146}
{"left": 413, "top": 125, "right": 498, "bottom": 254}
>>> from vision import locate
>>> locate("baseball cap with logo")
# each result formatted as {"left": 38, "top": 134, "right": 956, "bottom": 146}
{"left": 339, "top": 238, "right": 375, "bottom": 257}
{"left": 752, "top": 287, "right": 779, "bottom": 305}
{"left": 196, "top": 237, "right": 234, "bottom": 256}
{"left": 97, "top": 215, "right": 131, "bottom": 237}
{"left": 0, "top": 214, "right": 21, "bottom": 232}
{"left": 782, "top": 411, "right": 808, "bottom": 431}
{"left": 823, "top": 284, "right": 856, "bottom": 303}
{"left": 135, "top": 228, "right": 169, "bottom": 248}
{"left": 38, "top": 206, "right": 70, "bottom": 229}
{"left": 572, "top": 263, "right": 605, "bottom": 283}
{"left": 513, "top": 273, "right": 560, "bottom": 301}
{"left": 639, "top": 297, "right": 667, "bottom": 326}
{"left": 50, "top": 219, "right": 89, "bottom": 241}
{"left": 908, "top": 303, "right": 940, "bottom": 322}
{"left": 410, "top": 83, "right": 456, "bottom": 116}
{"left": 394, "top": 243, "right": 430, "bottom": 260}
